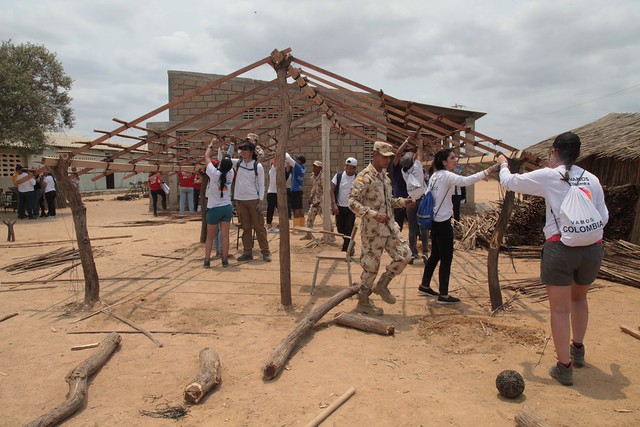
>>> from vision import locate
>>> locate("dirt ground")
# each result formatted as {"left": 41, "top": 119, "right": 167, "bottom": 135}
{"left": 1, "top": 180, "right": 639, "bottom": 427}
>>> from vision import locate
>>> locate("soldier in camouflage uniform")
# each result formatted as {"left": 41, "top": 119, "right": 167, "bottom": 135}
{"left": 302, "top": 161, "right": 324, "bottom": 239}
{"left": 348, "top": 141, "right": 415, "bottom": 315}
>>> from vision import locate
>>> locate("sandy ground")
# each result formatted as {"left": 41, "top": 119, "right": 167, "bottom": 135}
{"left": 1, "top": 180, "right": 639, "bottom": 427}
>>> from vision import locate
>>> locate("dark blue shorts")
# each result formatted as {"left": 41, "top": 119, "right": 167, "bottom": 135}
{"left": 206, "top": 205, "right": 233, "bottom": 225}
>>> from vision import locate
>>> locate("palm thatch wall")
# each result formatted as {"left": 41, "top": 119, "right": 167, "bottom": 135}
{"left": 526, "top": 113, "right": 640, "bottom": 243}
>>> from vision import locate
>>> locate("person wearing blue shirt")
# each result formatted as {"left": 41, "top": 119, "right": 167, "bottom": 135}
{"left": 286, "top": 153, "right": 306, "bottom": 227}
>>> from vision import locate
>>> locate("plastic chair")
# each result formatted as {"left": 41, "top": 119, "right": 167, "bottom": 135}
{"left": 310, "top": 224, "right": 358, "bottom": 294}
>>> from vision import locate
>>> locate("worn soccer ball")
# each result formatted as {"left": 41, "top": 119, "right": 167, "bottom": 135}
{"left": 496, "top": 370, "right": 525, "bottom": 399}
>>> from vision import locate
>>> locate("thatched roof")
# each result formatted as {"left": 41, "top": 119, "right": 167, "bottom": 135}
{"left": 526, "top": 113, "right": 640, "bottom": 162}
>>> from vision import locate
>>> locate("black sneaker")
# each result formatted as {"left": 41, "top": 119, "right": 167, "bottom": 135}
{"left": 262, "top": 254, "right": 271, "bottom": 262}
{"left": 237, "top": 254, "right": 253, "bottom": 262}
{"left": 221, "top": 259, "right": 229, "bottom": 267}
{"left": 203, "top": 259, "right": 210, "bottom": 268}
{"left": 437, "top": 295, "right": 461, "bottom": 304}
{"left": 418, "top": 286, "right": 439, "bottom": 297}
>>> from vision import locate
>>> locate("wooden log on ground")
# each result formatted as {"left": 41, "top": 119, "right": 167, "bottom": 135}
{"left": 184, "top": 347, "right": 222, "bottom": 404}
{"left": 333, "top": 312, "right": 394, "bottom": 335}
{"left": 0, "top": 312, "right": 19, "bottom": 323}
{"left": 3, "top": 219, "right": 16, "bottom": 242}
{"left": 263, "top": 284, "right": 360, "bottom": 380}
{"left": 25, "top": 332, "right": 121, "bottom": 427}
{"left": 620, "top": 325, "right": 640, "bottom": 340}
{"left": 515, "top": 405, "right": 551, "bottom": 427}
{"left": 306, "top": 387, "right": 356, "bottom": 427}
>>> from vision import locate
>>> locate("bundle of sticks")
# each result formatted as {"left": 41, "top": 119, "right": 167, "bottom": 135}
{"left": 2, "top": 247, "right": 103, "bottom": 273}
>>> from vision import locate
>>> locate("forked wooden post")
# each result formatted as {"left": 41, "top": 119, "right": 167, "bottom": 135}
{"left": 487, "top": 158, "right": 524, "bottom": 310}
{"left": 49, "top": 157, "right": 101, "bottom": 306}
{"left": 272, "top": 49, "right": 293, "bottom": 306}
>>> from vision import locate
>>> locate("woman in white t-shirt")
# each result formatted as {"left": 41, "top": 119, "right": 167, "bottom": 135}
{"left": 496, "top": 132, "right": 608, "bottom": 386}
{"left": 203, "top": 148, "right": 235, "bottom": 268}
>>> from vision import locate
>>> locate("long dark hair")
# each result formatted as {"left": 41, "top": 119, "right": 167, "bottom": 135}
{"left": 552, "top": 132, "right": 581, "bottom": 182}
{"left": 218, "top": 157, "right": 233, "bottom": 197}
{"left": 433, "top": 149, "right": 453, "bottom": 171}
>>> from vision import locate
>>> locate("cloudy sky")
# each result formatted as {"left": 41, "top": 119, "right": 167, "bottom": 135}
{"left": 3, "top": 0, "right": 639, "bottom": 149}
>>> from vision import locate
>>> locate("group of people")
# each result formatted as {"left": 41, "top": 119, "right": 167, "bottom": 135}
{"left": 347, "top": 133, "right": 606, "bottom": 387}
{"left": 192, "top": 130, "right": 606, "bottom": 387}
{"left": 12, "top": 165, "right": 57, "bottom": 219}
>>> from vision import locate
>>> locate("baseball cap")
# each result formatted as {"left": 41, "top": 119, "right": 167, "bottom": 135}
{"left": 345, "top": 157, "right": 358, "bottom": 167}
{"left": 372, "top": 141, "right": 395, "bottom": 157}
{"left": 238, "top": 140, "right": 256, "bottom": 151}
{"left": 296, "top": 155, "right": 306, "bottom": 164}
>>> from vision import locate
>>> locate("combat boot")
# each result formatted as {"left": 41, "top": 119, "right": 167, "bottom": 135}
{"left": 356, "top": 290, "right": 384, "bottom": 316}
{"left": 372, "top": 272, "right": 396, "bottom": 304}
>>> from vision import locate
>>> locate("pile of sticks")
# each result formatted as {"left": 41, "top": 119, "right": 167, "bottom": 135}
{"left": 2, "top": 247, "right": 103, "bottom": 273}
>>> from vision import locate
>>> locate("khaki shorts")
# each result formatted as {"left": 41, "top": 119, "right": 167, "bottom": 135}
{"left": 540, "top": 241, "right": 603, "bottom": 286}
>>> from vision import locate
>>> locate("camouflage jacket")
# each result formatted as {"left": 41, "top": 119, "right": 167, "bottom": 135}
{"left": 348, "top": 163, "right": 406, "bottom": 237}
{"left": 309, "top": 172, "right": 323, "bottom": 205}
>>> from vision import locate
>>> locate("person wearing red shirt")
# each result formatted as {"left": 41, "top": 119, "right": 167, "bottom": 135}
{"left": 148, "top": 172, "right": 166, "bottom": 216}
{"left": 193, "top": 163, "right": 203, "bottom": 212}
{"left": 177, "top": 170, "right": 195, "bottom": 216}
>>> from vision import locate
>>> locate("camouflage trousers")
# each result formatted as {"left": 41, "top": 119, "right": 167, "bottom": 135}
{"left": 306, "top": 204, "right": 321, "bottom": 228}
{"left": 359, "top": 233, "right": 412, "bottom": 289}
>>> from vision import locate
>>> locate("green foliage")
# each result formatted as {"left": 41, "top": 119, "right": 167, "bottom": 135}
{"left": 0, "top": 40, "right": 75, "bottom": 152}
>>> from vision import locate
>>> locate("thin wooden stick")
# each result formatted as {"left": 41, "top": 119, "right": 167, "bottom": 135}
{"left": 0, "top": 312, "right": 19, "bottom": 323}
{"left": 71, "top": 343, "right": 100, "bottom": 351}
{"left": 305, "top": 387, "right": 356, "bottom": 427}
{"left": 101, "top": 309, "right": 163, "bottom": 347}
{"left": 0, "top": 235, "right": 132, "bottom": 248}
{"left": 620, "top": 325, "right": 640, "bottom": 340}
{"left": 71, "top": 294, "right": 141, "bottom": 324}
{"left": 0, "top": 277, "right": 169, "bottom": 285}
{"left": 141, "top": 254, "right": 184, "bottom": 260}
{"left": 0, "top": 286, "right": 56, "bottom": 293}
{"left": 67, "top": 330, "right": 217, "bottom": 335}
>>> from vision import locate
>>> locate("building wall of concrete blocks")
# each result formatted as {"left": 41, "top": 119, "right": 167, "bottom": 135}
{"left": 151, "top": 70, "right": 380, "bottom": 213}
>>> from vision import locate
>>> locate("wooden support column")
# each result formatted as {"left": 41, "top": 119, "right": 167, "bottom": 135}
{"left": 273, "top": 49, "right": 293, "bottom": 306}
{"left": 487, "top": 158, "right": 525, "bottom": 310}
{"left": 321, "top": 115, "right": 334, "bottom": 242}
{"left": 50, "top": 157, "right": 101, "bottom": 307}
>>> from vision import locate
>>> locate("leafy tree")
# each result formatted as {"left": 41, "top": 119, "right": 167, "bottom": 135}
{"left": 0, "top": 40, "right": 75, "bottom": 151}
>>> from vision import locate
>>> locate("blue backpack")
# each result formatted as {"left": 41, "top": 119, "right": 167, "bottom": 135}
{"left": 417, "top": 191, "right": 435, "bottom": 229}
{"left": 417, "top": 178, "right": 449, "bottom": 229}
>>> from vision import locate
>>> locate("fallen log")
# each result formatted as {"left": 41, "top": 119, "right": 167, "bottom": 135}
{"left": 24, "top": 332, "right": 121, "bottom": 427}
{"left": 184, "top": 347, "right": 222, "bottom": 404}
{"left": 333, "top": 312, "right": 394, "bottom": 335}
{"left": 263, "top": 284, "right": 360, "bottom": 380}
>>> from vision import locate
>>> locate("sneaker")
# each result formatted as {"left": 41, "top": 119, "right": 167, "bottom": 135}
{"left": 267, "top": 226, "right": 279, "bottom": 233}
{"left": 408, "top": 255, "right": 417, "bottom": 265}
{"left": 263, "top": 254, "right": 272, "bottom": 262}
{"left": 437, "top": 295, "right": 461, "bottom": 304}
{"left": 421, "top": 253, "right": 428, "bottom": 263}
{"left": 418, "top": 286, "right": 439, "bottom": 297}
{"left": 570, "top": 342, "right": 585, "bottom": 368}
{"left": 203, "top": 259, "right": 210, "bottom": 268}
{"left": 237, "top": 254, "right": 253, "bottom": 262}
{"left": 221, "top": 259, "right": 229, "bottom": 267}
{"left": 549, "top": 361, "right": 573, "bottom": 386}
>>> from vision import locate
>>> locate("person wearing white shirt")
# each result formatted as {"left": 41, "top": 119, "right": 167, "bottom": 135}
{"left": 496, "top": 132, "right": 608, "bottom": 386}
{"left": 230, "top": 138, "right": 271, "bottom": 262}
{"left": 418, "top": 149, "right": 499, "bottom": 304}
{"left": 330, "top": 157, "right": 358, "bottom": 252}
{"left": 400, "top": 140, "right": 429, "bottom": 263}
{"left": 42, "top": 171, "right": 57, "bottom": 217}
{"left": 15, "top": 165, "right": 37, "bottom": 219}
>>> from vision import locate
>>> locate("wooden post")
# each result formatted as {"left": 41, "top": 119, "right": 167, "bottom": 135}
{"left": 273, "top": 50, "right": 293, "bottom": 306}
{"left": 487, "top": 158, "right": 524, "bottom": 310}
{"left": 3, "top": 219, "right": 16, "bottom": 241}
{"left": 49, "top": 158, "right": 101, "bottom": 306}
{"left": 321, "top": 115, "right": 334, "bottom": 242}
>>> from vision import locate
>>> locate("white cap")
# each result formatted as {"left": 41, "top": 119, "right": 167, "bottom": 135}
{"left": 345, "top": 157, "right": 358, "bottom": 167}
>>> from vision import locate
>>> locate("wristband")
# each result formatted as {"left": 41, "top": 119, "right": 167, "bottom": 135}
{"left": 500, "top": 161, "right": 508, "bottom": 167}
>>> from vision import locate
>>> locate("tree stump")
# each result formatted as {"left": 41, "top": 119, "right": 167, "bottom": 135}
{"left": 25, "top": 332, "right": 121, "bottom": 427}
{"left": 3, "top": 219, "right": 16, "bottom": 241}
{"left": 333, "top": 312, "right": 395, "bottom": 335}
{"left": 184, "top": 347, "right": 222, "bottom": 404}
{"left": 263, "top": 284, "right": 360, "bottom": 380}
